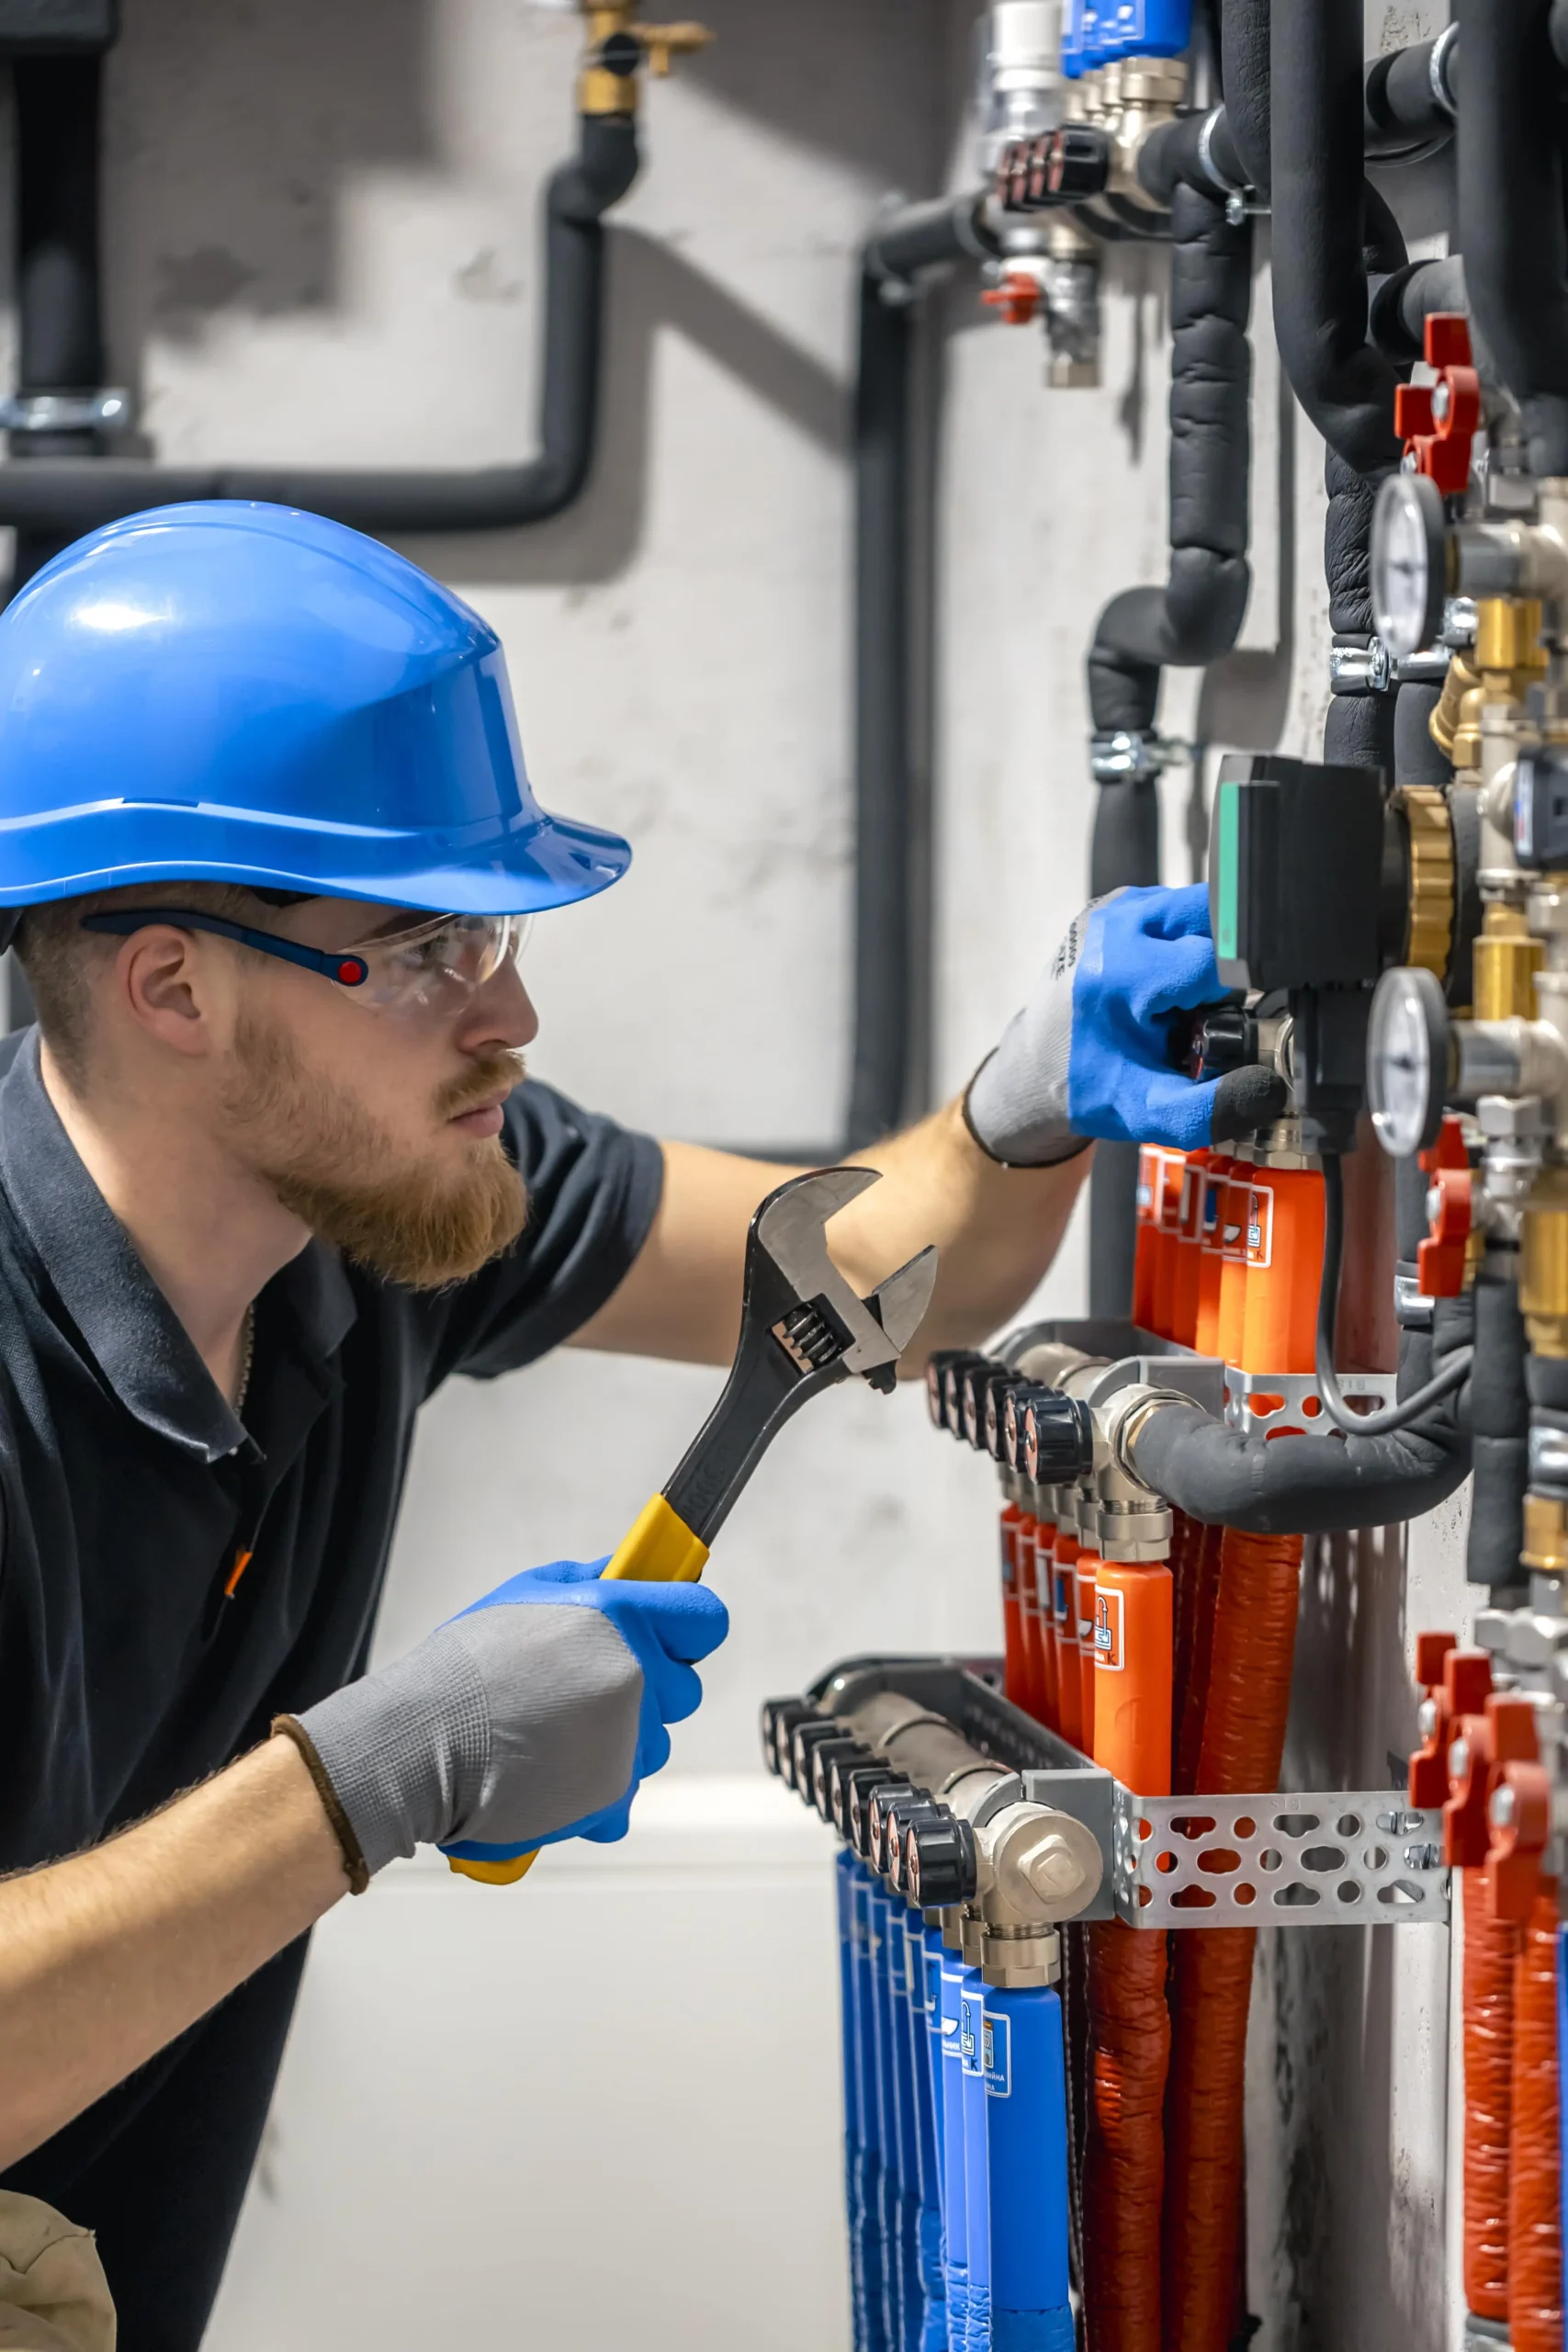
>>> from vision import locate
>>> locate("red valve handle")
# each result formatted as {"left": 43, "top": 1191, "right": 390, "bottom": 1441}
{"left": 1417, "top": 1165, "right": 1472, "bottom": 1298}
{"left": 1393, "top": 311, "right": 1480, "bottom": 498}
{"left": 981, "top": 270, "right": 1042, "bottom": 328}
{"left": 1484, "top": 1758, "right": 1551, "bottom": 1923}
{"left": 1408, "top": 1629, "right": 1458, "bottom": 1808}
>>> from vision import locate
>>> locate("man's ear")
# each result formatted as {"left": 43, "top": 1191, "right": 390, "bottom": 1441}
{"left": 115, "top": 925, "right": 234, "bottom": 1059}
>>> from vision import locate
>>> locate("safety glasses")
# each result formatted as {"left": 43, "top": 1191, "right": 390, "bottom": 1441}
{"left": 81, "top": 907, "right": 533, "bottom": 1016}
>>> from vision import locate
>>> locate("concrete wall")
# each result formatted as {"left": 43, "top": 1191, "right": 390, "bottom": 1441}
{"left": 43, "top": 2, "right": 1474, "bottom": 2344}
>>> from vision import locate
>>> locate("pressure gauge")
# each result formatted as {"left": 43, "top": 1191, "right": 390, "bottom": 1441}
{"left": 1366, "top": 965, "right": 1450, "bottom": 1157}
{"left": 1371, "top": 470, "right": 1449, "bottom": 659}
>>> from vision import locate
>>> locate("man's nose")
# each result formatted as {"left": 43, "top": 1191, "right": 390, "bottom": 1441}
{"left": 457, "top": 960, "right": 538, "bottom": 1054}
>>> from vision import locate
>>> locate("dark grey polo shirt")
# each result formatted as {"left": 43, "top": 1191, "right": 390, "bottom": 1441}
{"left": 0, "top": 1028, "right": 662, "bottom": 2350}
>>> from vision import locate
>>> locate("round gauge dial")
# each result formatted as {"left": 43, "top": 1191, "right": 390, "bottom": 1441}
{"left": 1371, "top": 469, "right": 1449, "bottom": 660}
{"left": 1366, "top": 965, "right": 1450, "bottom": 1158}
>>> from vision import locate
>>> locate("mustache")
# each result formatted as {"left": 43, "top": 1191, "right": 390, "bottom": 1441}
{"left": 436, "top": 1049, "right": 526, "bottom": 1122}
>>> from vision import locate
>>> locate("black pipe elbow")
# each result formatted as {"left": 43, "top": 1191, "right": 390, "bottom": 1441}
{"left": 1456, "top": 0, "right": 1568, "bottom": 476}
{"left": 1369, "top": 256, "right": 1469, "bottom": 366}
{"left": 1129, "top": 1307, "right": 1472, "bottom": 1533}
{"left": 1137, "top": 108, "right": 1246, "bottom": 209}
{"left": 0, "top": 109, "right": 642, "bottom": 537}
{"left": 1269, "top": 0, "right": 1403, "bottom": 478}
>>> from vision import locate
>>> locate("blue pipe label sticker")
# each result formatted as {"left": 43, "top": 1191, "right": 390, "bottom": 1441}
{"left": 908, "top": 1928, "right": 928, "bottom": 2011}
{"left": 960, "top": 1991, "right": 984, "bottom": 2074}
{"left": 927, "top": 1953, "right": 944, "bottom": 2018}
{"left": 1001, "top": 1521, "right": 1016, "bottom": 1590}
{"left": 1095, "top": 1586, "right": 1124, "bottom": 1672}
{"left": 942, "top": 2006, "right": 963, "bottom": 2061}
{"left": 1054, "top": 1566, "right": 1072, "bottom": 1628}
{"left": 983, "top": 2010, "right": 1010, "bottom": 2098}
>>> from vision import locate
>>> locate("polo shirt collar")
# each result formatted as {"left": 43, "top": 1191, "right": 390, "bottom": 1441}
{"left": 0, "top": 1030, "right": 357, "bottom": 1464}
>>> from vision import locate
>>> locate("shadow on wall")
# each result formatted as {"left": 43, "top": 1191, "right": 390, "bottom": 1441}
{"left": 396, "top": 225, "right": 849, "bottom": 592}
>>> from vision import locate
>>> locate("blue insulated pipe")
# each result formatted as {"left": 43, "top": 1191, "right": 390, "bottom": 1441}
{"left": 888, "top": 1906, "right": 929, "bottom": 2350}
{"left": 941, "top": 1953, "right": 972, "bottom": 2346}
{"left": 983, "top": 1986, "right": 1075, "bottom": 2352}
{"left": 838, "top": 1854, "right": 870, "bottom": 2352}
{"left": 906, "top": 1917, "right": 948, "bottom": 2350}
{"left": 961, "top": 1972, "right": 994, "bottom": 2349}
{"left": 922, "top": 1929, "right": 951, "bottom": 2341}
{"left": 872, "top": 1887, "right": 909, "bottom": 2350}
{"left": 852, "top": 1874, "right": 891, "bottom": 2352}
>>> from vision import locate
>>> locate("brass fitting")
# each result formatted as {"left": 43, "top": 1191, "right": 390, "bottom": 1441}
{"left": 1520, "top": 1164, "right": 1568, "bottom": 1354}
{"left": 1443, "top": 598, "right": 1547, "bottom": 773}
{"left": 578, "top": 3, "right": 711, "bottom": 115}
{"left": 1392, "top": 784, "right": 1456, "bottom": 979}
{"left": 1523, "top": 1490, "right": 1568, "bottom": 1573}
{"left": 1473, "top": 903, "right": 1546, "bottom": 1023}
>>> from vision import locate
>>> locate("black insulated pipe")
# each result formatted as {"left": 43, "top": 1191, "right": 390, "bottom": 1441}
{"left": 850, "top": 193, "right": 996, "bottom": 1148}
{"left": 11, "top": 51, "right": 105, "bottom": 587}
{"left": 1269, "top": 0, "right": 1403, "bottom": 481}
{"left": 1456, "top": 0, "right": 1568, "bottom": 477}
{"left": 1465, "top": 1270, "right": 1531, "bottom": 1589}
{"left": 1369, "top": 255, "right": 1469, "bottom": 366}
{"left": 1363, "top": 32, "right": 1458, "bottom": 157}
{"left": 0, "top": 112, "right": 642, "bottom": 536}
{"left": 1086, "top": 180, "right": 1252, "bottom": 1314}
{"left": 1216, "top": 0, "right": 1270, "bottom": 197}
{"left": 1129, "top": 1301, "right": 1472, "bottom": 1532}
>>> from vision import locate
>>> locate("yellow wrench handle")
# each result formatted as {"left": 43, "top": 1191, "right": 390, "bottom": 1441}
{"left": 447, "top": 1496, "right": 710, "bottom": 1885}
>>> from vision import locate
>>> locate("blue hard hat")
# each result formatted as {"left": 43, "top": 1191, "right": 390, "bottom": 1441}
{"left": 0, "top": 501, "right": 632, "bottom": 916}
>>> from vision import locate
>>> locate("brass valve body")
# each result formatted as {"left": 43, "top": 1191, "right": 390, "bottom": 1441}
{"left": 1522, "top": 1490, "right": 1568, "bottom": 1574}
{"left": 578, "top": 3, "right": 711, "bottom": 114}
{"left": 1435, "top": 599, "right": 1548, "bottom": 773}
{"left": 1473, "top": 903, "right": 1546, "bottom": 1023}
{"left": 1520, "top": 1165, "right": 1568, "bottom": 1354}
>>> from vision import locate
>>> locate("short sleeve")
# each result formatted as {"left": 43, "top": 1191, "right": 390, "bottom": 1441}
{"left": 413, "top": 1080, "right": 663, "bottom": 1391}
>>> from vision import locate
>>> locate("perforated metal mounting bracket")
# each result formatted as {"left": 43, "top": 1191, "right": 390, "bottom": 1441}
{"left": 1111, "top": 1788, "right": 1449, "bottom": 1928}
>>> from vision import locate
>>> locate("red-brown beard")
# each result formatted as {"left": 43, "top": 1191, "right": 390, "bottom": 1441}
{"left": 224, "top": 1013, "right": 528, "bottom": 1289}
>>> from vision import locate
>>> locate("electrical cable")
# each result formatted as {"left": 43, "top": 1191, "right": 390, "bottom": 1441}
{"left": 1315, "top": 1152, "right": 1473, "bottom": 1436}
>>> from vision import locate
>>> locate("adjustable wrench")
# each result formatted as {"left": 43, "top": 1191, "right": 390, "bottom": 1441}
{"left": 451, "top": 1166, "right": 937, "bottom": 1883}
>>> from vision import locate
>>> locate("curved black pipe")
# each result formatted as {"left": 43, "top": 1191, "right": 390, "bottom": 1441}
{"left": 849, "top": 194, "right": 998, "bottom": 1148}
{"left": 11, "top": 53, "right": 106, "bottom": 587}
{"left": 1269, "top": 0, "right": 1403, "bottom": 479}
{"left": 1456, "top": 0, "right": 1568, "bottom": 476}
{"left": 1369, "top": 254, "right": 1469, "bottom": 365}
{"left": 1129, "top": 1302, "right": 1472, "bottom": 1532}
{"left": 1085, "top": 180, "right": 1252, "bottom": 1313}
{"left": 0, "top": 112, "right": 642, "bottom": 537}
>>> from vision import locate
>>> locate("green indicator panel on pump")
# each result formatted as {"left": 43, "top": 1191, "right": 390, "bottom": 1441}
{"left": 1213, "top": 781, "right": 1240, "bottom": 967}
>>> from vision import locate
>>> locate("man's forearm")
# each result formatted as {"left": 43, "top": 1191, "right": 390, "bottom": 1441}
{"left": 0, "top": 1736, "right": 349, "bottom": 2170}
{"left": 829, "top": 1097, "right": 1091, "bottom": 1362}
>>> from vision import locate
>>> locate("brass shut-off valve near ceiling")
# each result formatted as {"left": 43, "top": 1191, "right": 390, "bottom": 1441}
{"left": 578, "top": 1, "right": 712, "bottom": 115}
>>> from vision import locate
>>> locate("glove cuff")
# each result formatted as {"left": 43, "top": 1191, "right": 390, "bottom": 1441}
{"left": 272, "top": 1714, "right": 371, "bottom": 1895}
{"left": 963, "top": 1052, "right": 1093, "bottom": 1171}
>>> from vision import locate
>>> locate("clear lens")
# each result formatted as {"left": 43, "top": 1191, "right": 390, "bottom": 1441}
{"left": 346, "top": 911, "right": 533, "bottom": 1012}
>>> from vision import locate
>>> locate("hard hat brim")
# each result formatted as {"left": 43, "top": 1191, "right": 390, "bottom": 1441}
{"left": 0, "top": 799, "right": 633, "bottom": 918}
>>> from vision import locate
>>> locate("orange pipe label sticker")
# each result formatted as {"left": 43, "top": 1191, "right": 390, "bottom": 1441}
{"left": 1095, "top": 1585, "right": 1123, "bottom": 1671}
{"left": 1244, "top": 1183, "right": 1275, "bottom": 1269}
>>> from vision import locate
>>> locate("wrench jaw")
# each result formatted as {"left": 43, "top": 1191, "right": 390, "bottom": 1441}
{"left": 659, "top": 1170, "right": 939, "bottom": 1547}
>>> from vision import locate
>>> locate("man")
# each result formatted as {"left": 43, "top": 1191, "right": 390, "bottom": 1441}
{"left": 0, "top": 502, "right": 1262, "bottom": 2346}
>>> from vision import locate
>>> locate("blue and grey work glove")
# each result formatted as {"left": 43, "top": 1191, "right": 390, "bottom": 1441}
{"left": 963, "top": 883, "right": 1286, "bottom": 1165}
{"left": 279, "top": 1561, "right": 728, "bottom": 1885}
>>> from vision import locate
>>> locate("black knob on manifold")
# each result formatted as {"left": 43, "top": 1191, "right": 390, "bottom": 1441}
{"left": 886, "top": 1799, "right": 945, "bottom": 1894}
{"left": 788, "top": 1717, "right": 844, "bottom": 1795}
{"left": 872, "top": 1783, "right": 931, "bottom": 1878}
{"left": 838, "top": 1762, "right": 892, "bottom": 1840}
{"left": 1045, "top": 123, "right": 1112, "bottom": 200}
{"left": 1022, "top": 1390, "right": 1096, "bottom": 1484}
{"left": 852, "top": 1773, "right": 913, "bottom": 1861}
{"left": 810, "top": 1736, "right": 871, "bottom": 1821}
{"left": 960, "top": 1358, "right": 1009, "bottom": 1448}
{"left": 906, "top": 1813, "right": 979, "bottom": 1907}
{"left": 760, "top": 1696, "right": 810, "bottom": 1778}
{"left": 983, "top": 1371, "right": 1031, "bottom": 1463}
